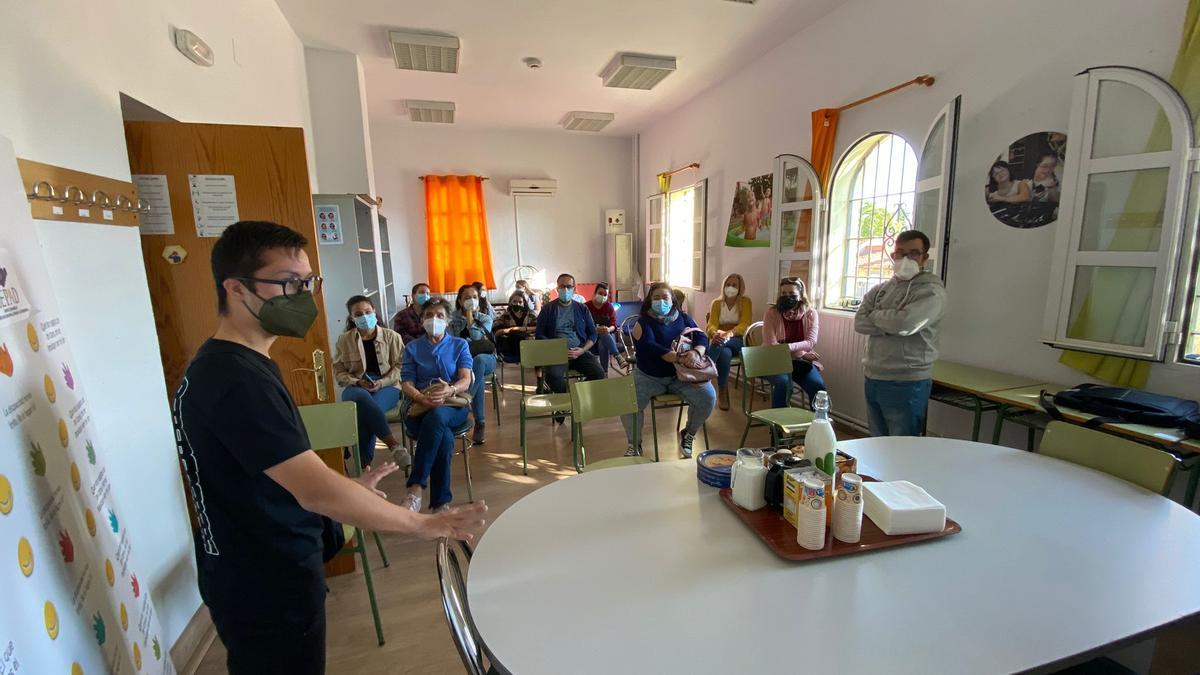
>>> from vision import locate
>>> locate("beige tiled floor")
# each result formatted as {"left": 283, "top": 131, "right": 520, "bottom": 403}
{"left": 196, "top": 369, "right": 819, "bottom": 673}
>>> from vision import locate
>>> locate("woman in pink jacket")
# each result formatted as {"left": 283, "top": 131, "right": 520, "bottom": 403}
{"left": 762, "top": 278, "right": 826, "bottom": 409}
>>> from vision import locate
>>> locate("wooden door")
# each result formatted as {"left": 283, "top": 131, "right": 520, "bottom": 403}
{"left": 124, "top": 121, "right": 333, "bottom": 405}
{"left": 124, "top": 122, "right": 353, "bottom": 574}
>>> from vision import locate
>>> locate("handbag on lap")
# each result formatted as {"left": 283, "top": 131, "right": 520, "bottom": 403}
{"left": 671, "top": 327, "right": 718, "bottom": 385}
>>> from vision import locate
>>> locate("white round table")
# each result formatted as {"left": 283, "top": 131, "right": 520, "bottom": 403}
{"left": 467, "top": 437, "right": 1200, "bottom": 674}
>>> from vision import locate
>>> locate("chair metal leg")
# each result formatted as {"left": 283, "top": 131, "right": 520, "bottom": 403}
{"left": 373, "top": 532, "right": 389, "bottom": 567}
{"left": 492, "top": 373, "right": 501, "bottom": 426}
{"left": 572, "top": 422, "right": 585, "bottom": 473}
{"left": 355, "top": 529, "right": 386, "bottom": 646}
{"left": 1027, "top": 425, "right": 1036, "bottom": 452}
{"left": 739, "top": 417, "right": 752, "bottom": 447}
{"left": 970, "top": 397, "right": 984, "bottom": 442}
{"left": 650, "top": 402, "right": 661, "bottom": 461}
{"left": 701, "top": 423, "right": 709, "bottom": 451}
{"left": 520, "top": 405, "right": 528, "bottom": 475}
{"left": 461, "top": 438, "right": 474, "bottom": 503}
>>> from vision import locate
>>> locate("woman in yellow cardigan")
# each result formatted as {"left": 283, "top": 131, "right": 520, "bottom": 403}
{"left": 706, "top": 273, "right": 753, "bottom": 410}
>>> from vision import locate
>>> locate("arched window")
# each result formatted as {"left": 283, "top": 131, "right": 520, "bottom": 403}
{"left": 823, "top": 133, "right": 918, "bottom": 309}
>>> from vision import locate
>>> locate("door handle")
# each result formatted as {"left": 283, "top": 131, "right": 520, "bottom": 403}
{"left": 291, "top": 349, "right": 328, "bottom": 401}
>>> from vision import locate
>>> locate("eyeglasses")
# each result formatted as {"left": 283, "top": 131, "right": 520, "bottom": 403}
{"left": 890, "top": 251, "right": 925, "bottom": 262}
{"left": 239, "top": 275, "right": 323, "bottom": 296}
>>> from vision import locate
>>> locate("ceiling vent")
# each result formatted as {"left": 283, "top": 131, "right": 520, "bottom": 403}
{"left": 388, "top": 30, "right": 460, "bottom": 73}
{"left": 509, "top": 179, "right": 558, "bottom": 197}
{"left": 405, "top": 100, "right": 455, "bottom": 123}
{"left": 600, "top": 54, "right": 677, "bottom": 90}
{"left": 561, "top": 111, "right": 615, "bottom": 132}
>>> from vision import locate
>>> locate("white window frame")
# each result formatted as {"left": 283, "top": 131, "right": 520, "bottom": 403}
{"left": 769, "top": 154, "right": 823, "bottom": 306}
{"left": 645, "top": 179, "right": 708, "bottom": 291}
{"left": 1041, "top": 66, "right": 1198, "bottom": 362}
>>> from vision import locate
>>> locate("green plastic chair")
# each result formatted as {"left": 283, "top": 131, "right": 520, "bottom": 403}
{"left": 1038, "top": 421, "right": 1178, "bottom": 495}
{"left": 738, "top": 345, "right": 815, "bottom": 449}
{"left": 519, "top": 338, "right": 575, "bottom": 474}
{"left": 569, "top": 376, "right": 655, "bottom": 473}
{"left": 297, "top": 402, "right": 390, "bottom": 646}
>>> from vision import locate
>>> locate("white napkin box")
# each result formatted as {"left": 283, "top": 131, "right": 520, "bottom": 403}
{"left": 863, "top": 480, "right": 946, "bottom": 535}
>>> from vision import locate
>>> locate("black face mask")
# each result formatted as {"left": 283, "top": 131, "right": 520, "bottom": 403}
{"left": 509, "top": 305, "right": 527, "bottom": 315}
{"left": 778, "top": 296, "right": 800, "bottom": 311}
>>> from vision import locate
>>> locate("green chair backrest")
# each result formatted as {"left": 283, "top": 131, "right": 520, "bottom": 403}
{"left": 570, "top": 376, "right": 638, "bottom": 424}
{"left": 520, "top": 338, "right": 569, "bottom": 368}
{"left": 299, "top": 402, "right": 358, "bottom": 449}
{"left": 1039, "top": 421, "right": 1177, "bottom": 495}
{"left": 741, "top": 344, "right": 792, "bottom": 379}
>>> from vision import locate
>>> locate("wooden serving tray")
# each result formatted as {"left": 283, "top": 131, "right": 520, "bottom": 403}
{"left": 718, "top": 475, "right": 961, "bottom": 561}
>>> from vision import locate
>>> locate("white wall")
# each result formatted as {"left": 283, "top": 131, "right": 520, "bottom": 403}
{"left": 636, "top": 0, "right": 1199, "bottom": 428}
{"left": 0, "top": 0, "right": 316, "bottom": 647}
{"left": 306, "top": 48, "right": 376, "bottom": 195}
{"left": 370, "top": 124, "right": 633, "bottom": 300}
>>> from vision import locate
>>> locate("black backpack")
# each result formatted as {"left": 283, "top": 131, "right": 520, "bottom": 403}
{"left": 1040, "top": 384, "right": 1200, "bottom": 439}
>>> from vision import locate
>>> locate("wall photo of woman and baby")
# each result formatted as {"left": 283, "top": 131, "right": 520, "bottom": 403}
{"left": 985, "top": 131, "right": 1067, "bottom": 229}
{"left": 725, "top": 173, "right": 773, "bottom": 247}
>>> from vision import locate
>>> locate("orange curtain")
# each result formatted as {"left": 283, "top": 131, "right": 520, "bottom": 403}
{"left": 424, "top": 175, "right": 496, "bottom": 293}
{"left": 811, "top": 108, "right": 841, "bottom": 190}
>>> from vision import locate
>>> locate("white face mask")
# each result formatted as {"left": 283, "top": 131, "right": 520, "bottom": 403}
{"left": 724, "top": 286, "right": 739, "bottom": 299}
{"left": 594, "top": 295, "right": 607, "bottom": 305}
{"left": 423, "top": 317, "right": 447, "bottom": 337}
{"left": 463, "top": 298, "right": 479, "bottom": 312}
{"left": 893, "top": 257, "right": 921, "bottom": 281}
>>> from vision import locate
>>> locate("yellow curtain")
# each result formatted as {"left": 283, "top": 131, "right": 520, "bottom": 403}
{"left": 424, "top": 175, "right": 496, "bottom": 294}
{"left": 657, "top": 172, "right": 671, "bottom": 194}
{"left": 811, "top": 108, "right": 841, "bottom": 191}
{"left": 1059, "top": 0, "right": 1199, "bottom": 387}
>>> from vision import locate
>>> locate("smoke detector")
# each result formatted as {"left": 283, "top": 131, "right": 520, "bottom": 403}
{"left": 523, "top": 57, "right": 543, "bottom": 69}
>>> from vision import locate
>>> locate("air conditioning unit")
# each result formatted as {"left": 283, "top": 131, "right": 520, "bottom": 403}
{"left": 509, "top": 179, "right": 557, "bottom": 196}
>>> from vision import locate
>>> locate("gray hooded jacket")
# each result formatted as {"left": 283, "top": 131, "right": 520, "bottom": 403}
{"left": 854, "top": 271, "right": 946, "bottom": 381}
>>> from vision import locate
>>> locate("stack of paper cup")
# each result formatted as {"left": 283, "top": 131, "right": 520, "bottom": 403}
{"left": 833, "top": 473, "right": 864, "bottom": 544}
{"left": 796, "top": 476, "right": 827, "bottom": 551}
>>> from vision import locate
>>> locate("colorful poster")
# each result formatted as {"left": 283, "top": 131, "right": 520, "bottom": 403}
{"left": 315, "top": 204, "right": 343, "bottom": 245}
{"left": 985, "top": 131, "right": 1067, "bottom": 229}
{"left": 724, "top": 173, "right": 772, "bottom": 247}
{"left": 0, "top": 138, "right": 173, "bottom": 674}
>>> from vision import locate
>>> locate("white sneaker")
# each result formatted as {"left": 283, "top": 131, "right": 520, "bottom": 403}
{"left": 403, "top": 494, "right": 422, "bottom": 513}
{"left": 390, "top": 445, "right": 411, "bottom": 471}
{"left": 623, "top": 445, "right": 642, "bottom": 457}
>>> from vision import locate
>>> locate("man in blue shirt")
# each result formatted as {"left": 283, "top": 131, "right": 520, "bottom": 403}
{"left": 535, "top": 273, "right": 607, "bottom": 394}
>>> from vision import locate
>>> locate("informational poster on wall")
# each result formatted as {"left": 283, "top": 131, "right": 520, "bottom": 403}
{"left": 188, "top": 174, "right": 239, "bottom": 238}
{"left": 130, "top": 175, "right": 174, "bottom": 236}
{"left": 315, "top": 204, "right": 343, "bottom": 245}
{"left": 0, "top": 137, "right": 174, "bottom": 674}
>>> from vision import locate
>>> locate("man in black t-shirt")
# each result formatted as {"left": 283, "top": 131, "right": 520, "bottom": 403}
{"left": 174, "top": 221, "right": 486, "bottom": 675}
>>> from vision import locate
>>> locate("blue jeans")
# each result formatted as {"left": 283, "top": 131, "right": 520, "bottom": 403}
{"left": 405, "top": 405, "right": 470, "bottom": 509}
{"left": 340, "top": 385, "right": 402, "bottom": 467}
{"left": 864, "top": 378, "right": 932, "bottom": 437}
{"left": 592, "top": 332, "right": 625, "bottom": 372}
{"left": 766, "top": 360, "right": 827, "bottom": 409}
{"left": 469, "top": 353, "right": 497, "bottom": 424}
{"left": 707, "top": 336, "right": 744, "bottom": 388}
{"left": 620, "top": 369, "right": 716, "bottom": 447}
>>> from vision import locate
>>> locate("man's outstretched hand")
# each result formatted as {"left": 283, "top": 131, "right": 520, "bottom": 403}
{"left": 416, "top": 501, "right": 489, "bottom": 541}
{"left": 357, "top": 461, "right": 399, "bottom": 498}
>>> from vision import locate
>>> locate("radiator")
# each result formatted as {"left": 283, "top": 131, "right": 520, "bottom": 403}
{"left": 817, "top": 311, "right": 870, "bottom": 429}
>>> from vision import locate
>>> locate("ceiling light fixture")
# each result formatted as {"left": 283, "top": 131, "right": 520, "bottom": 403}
{"left": 388, "top": 30, "right": 460, "bottom": 73}
{"left": 561, "top": 111, "right": 615, "bottom": 132}
{"left": 523, "top": 57, "right": 543, "bottom": 69}
{"left": 600, "top": 54, "right": 677, "bottom": 90}
{"left": 405, "top": 100, "right": 456, "bottom": 123}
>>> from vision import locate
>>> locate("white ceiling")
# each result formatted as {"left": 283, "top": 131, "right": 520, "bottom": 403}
{"left": 275, "top": 0, "right": 846, "bottom": 137}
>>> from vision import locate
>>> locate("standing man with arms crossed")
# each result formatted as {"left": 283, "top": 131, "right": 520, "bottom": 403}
{"left": 174, "top": 221, "right": 486, "bottom": 674}
{"left": 854, "top": 230, "right": 946, "bottom": 437}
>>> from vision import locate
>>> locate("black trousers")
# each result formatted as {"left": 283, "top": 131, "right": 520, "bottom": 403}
{"left": 217, "top": 606, "right": 327, "bottom": 675}
{"left": 545, "top": 352, "right": 607, "bottom": 392}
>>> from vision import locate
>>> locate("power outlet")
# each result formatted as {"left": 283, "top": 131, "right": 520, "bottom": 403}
{"left": 605, "top": 209, "right": 626, "bottom": 234}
